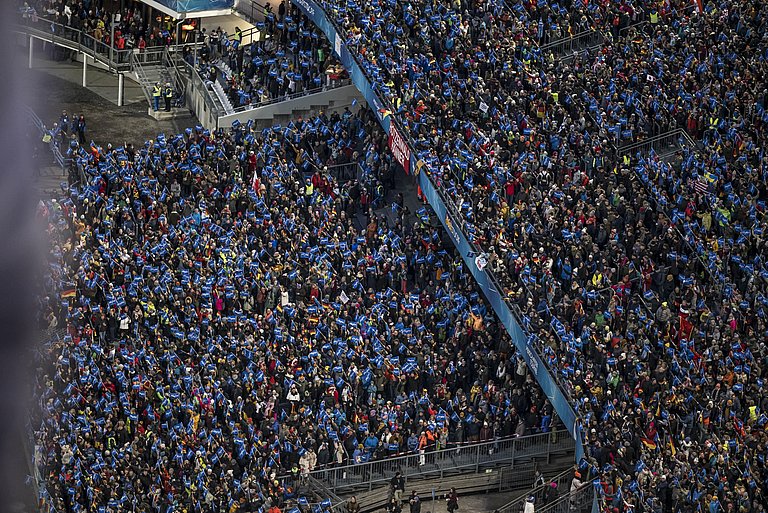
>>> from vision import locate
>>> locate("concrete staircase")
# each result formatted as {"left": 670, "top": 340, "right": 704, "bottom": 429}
{"left": 133, "top": 63, "right": 178, "bottom": 118}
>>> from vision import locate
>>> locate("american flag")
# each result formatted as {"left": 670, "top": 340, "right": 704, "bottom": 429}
{"left": 693, "top": 179, "right": 709, "bottom": 195}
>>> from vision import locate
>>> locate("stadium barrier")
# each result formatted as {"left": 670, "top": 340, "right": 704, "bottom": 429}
{"left": 309, "top": 430, "right": 574, "bottom": 495}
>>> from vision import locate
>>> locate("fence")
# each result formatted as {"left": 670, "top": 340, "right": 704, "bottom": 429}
{"left": 235, "top": 0, "right": 271, "bottom": 24}
{"left": 15, "top": 13, "right": 133, "bottom": 71}
{"left": 176, "top": 55, "right": 226, "bottom": 129}
{"left": 523, "top": 484, "right": 595, "bottom": 513}
{"left": 25, "top": 106, "right": 68, "bottom": 170}
{"left": 310, "top": 431, "right": 573, "bottom": 495}
{"left": 497, "top": 468, "right": 577, "bottom": 513}
{"left": 618, "top": 128, "right": 695, "bottom": 158}
{"left": 540, "top": 30, "right": 606, "bottom": 59}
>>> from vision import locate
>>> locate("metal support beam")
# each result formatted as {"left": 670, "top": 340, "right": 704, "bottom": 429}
{"left": 28, "top": 35, "right": 33, "bottom": 68}
{"left": 117, "top": 73, "right": 124, "bottom": 107}
{"left": 82, "top": 54, "right": 88, "bottom": 87}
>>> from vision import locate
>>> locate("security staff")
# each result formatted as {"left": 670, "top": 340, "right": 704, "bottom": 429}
{"left": 164, "top": 83, "right": 174, "bottom": 112}
{"left": 152, "top": 82, "right": 162, "bottom": 111}
{"left": 233, "top": 26, "right": 243, "bottom": 48}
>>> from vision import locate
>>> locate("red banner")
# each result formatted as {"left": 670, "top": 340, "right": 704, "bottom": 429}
{"left": 388, "top": 124, "right": 411, "bottom": 174}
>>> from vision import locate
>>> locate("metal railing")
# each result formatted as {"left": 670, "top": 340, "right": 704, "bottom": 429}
{"left": 618, "top": 128, "right": 695, "bottom": 157}
{"left": 130, "top": 51, "right": 155, "bottom": 108}
{"left": 235, "top": 0, "right": 271, "bottom": 24}
{"left": 525, "top": 484, "right": 595, "bottom": 513}
{"left": 497, "top": 468, "right": 576, "bottom": 513}
{"left": 178, "top": 57, "right": 225, "bottom": 127}
{"left": 540, "top": 29, "right": 606, "bottom": 59}
{"left": 132, "top": 46, "right": 166, "bottom": 66}
{"left": 162, "top": 47, "right": 188, "bottom": 99}
{"left": 14, "top": 13, "right": 133, "bottom": 71}
{"left": 310, "top": 430, "right": 573, "bottom": 494}
{"left": 25, "top": 106, "right": 69, "bottom": 170}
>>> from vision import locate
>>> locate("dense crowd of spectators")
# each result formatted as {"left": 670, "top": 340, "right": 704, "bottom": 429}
{"left": 35, "top": 105, "right": 562, "bottom": 513}
{"left": 26, "top": 0, "right": 768, "bottom": 511}
{"left": 20, "top": 0, "right": 176, "bottom": 53}
{"left": 316, "top": 0, "right": 768, "bottom": 511}
{"left": 192, "top": 5, "right": 348, "bottom": 110}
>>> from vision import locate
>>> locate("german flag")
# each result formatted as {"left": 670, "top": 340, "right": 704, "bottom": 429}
{"left": 61, "top": 283, "right": 77, "bottom": 299}
{"left": 641, "top": 438, "right": 657, "bottom": 450}
{"left": 378, "top": 108, "right": 392, "bottom": 119}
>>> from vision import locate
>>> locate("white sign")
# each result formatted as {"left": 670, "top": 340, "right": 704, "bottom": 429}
{"left": 479, "top": 102, "right": 489, "bottom": 113}
{"left": 475, "top": 255, "right": 488, "bottom": 271}
{"left": 340, "top": 291, "right": 350, "bottom": 304}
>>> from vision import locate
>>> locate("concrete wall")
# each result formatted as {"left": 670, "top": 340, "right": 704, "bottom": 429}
{"left": 186, "top": 77, "right": 220, "bottom": 129}
{"left": 217, "top": 84, "right": 363, "bottom": 127}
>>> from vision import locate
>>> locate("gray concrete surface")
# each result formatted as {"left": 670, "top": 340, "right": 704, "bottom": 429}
{"left": 23, "top": 57, "right": 198, "bottom": 148}
{"left": 30, "top": 52, "right": 146, "bottom": 106}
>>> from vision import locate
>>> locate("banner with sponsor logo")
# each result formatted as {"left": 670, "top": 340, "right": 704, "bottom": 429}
{"left": 388, "top": 124, "right": 410, "bottom": 174}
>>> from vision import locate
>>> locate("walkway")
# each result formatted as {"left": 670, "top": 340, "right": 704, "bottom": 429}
{"left": 24, "top": 62, "right": 198, "bottom": 148}
{"left": 29, "top": 54, "right": 145, "bottom": 106}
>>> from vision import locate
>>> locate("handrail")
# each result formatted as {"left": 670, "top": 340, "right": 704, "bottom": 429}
{"left": 162, "top": 47, "right": 187, "bottom": 97}
{"left": 15, "top": 12, "right": 201, "bottom": 73}
{"left": 617, "top": 128, "right": 693, "bottom": 153}
{"left": 130, "top": 52, "right": 155, "bottom": 108}
{"left": 25, "top": 105, "right": 70, "bottom": 170}
{"left": 530, "top": 483, "right": 594, "bottom": 513}
{"left": 309, "top": 430, "right": 574, "bottom": 494}
{"left": 235, "top": 0, "right": 272, "bottom": 24}
{"left": 497, "top": 468, "right": 575, "bottom": 513}
{"left": 229, "top": 78, "right": 352, "bottom": 115}
{"left": 539, "top": 29, "right": 602, "bottom": 50}
{"left": 178, "top": 57, "right": 225, "bottom": 122}
{"left": 540, "top": 29, "right": 606, "bottom": 60}
{"left": 14, "top": 13, "right": 133, "bottom": 71}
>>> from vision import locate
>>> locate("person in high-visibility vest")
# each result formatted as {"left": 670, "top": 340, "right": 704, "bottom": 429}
{"left": 709, "top": 116, "right": 719, "bottom": 131}
{"left": 650, "top": 9, "right": 659, "bottom": 24}
{"left": 152, "top": 82, "right": 162, "bottom": 111}
{"left": 164, "top": 83, "right": 174, "bottom": 112}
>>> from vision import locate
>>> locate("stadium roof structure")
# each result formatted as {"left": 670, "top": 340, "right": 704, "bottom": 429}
{"left": 140, "top": 0, "right": 234, "bottom": 19}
